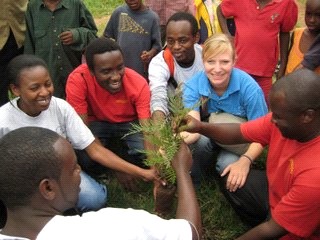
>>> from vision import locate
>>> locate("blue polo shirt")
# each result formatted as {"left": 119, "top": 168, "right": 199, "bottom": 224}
{"left": 183, "top": 68, "right": 268, "bottom": 120}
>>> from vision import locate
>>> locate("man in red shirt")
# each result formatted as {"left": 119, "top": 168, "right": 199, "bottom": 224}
{"left": 66, "top": 38, "right": 152, "bottom": 191}
{"left": 178, "top": 68, "right": 320, "bottom": 239}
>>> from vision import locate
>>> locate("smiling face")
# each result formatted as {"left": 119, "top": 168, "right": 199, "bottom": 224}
{"left": 125, "top": 0, "right": 143, "bottom": 11}
{"left": 91, "top": 50, "right": 125, "bottom": 94}
{"left": 305, "top": 0, "right": 320, "bottom": 35}
{"left": 166, "top": 20, "right": 198, "bottom": 67}
{"left": 204, "top": 50, "right": 234, "bottom": 91}
{"left": 202, "top": 34, "right": 235, "bottom": 92}
{"left": 10, "top": 66, "right": 54, "bottom": 117}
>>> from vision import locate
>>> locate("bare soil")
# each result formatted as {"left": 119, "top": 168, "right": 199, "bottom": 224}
{"left": 95, "top": 15, "right": 110, "bottom": 27}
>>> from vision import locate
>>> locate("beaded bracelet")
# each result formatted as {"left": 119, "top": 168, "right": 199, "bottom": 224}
{"left": 241, "top": 154, "right": 253, "bottom": 165}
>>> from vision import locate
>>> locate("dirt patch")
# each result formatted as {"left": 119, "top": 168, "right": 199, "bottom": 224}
{"left": 95, "top": 15, "right": 110, "bottom": 27}
{"left": 94, "top": 16, "right": 110, "bottom": 36}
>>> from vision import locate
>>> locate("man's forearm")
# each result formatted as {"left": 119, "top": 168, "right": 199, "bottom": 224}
{"left": 197, "top": 122, "right": 247, "bottom": 144}
{"left": 236, "top": 218, "right": 287, "bottom": 239}
{"left": 175, "top": 168, "right": 202, "bottom": 239}
{"left": 85, "top": 141, "right": 148, "bottom": 179}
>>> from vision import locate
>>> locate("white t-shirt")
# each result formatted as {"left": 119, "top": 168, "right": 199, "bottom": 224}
{"left": 0, "top": 208, "right": 192, "bottom": 239}
{"left": 148, "top": 44, "right": 204, "bottom": 115}
{"left": 0, "top": 97, "right": 94, "bottom": 150}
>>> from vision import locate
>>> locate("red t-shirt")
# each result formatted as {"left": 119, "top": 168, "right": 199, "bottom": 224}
{"left": 241, "top": 113, "right": 320, "bottom": 239}
{"left": 66, "top": 64, "right": 151, "bottom": 123}
{"left": 221, "top": 0, "right": 298, "bottom": 77}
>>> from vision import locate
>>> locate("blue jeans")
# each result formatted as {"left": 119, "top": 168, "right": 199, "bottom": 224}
{"left": 216, "top": 150, "right": 240, "bottom": 173}
{"left": 189, "top": 135, "right": 217, "bottom": 186}
{"left": 77, "top": 171, "right": 107, "bottom": 212}
{"left": 189, "top": 135, "right": 242, "bottom": 185}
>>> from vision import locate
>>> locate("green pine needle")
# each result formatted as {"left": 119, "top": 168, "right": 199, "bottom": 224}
{"left": 124, "top": 86, "right": 201, "bottom": 185}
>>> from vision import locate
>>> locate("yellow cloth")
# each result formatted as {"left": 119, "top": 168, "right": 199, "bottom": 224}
{"left": 212, "top": 1, "right": 222, "bottom": 33}
{"left": 286, "top": 27, "right": 320, "bottom": 75}
{"left": 194, "top": 0, "right": 222, "bottom": 42}
{"left": 0, "top": 0, "right": 28, "bottom": 49}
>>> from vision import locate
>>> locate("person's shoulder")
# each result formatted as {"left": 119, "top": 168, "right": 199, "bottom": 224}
{"left": 294, "top": 27, "right": 305, "bottom": 33}
{"left": 144, "top": 7, "right": 159, "bottom": 18}
{"left": 69, "top": 64, "right": 90, "bottom": 78}
{"left": 49, "top": 97, "right": 79, "bottom": 119}
{"left": 232, "top": 68, "right": 254, "bottom": 81}
{"left": 27, "top": 0, "right": 41, "bottom": 8}
{"left": 112, "top": 4, "right": 127, "bottom": 14}
{"left": 188, "top": 71, "right": 206, "bottom": 84}
{"left": 292, "top": 27, "right": 305, "bottom": 40}
{"left": 150, "top": 49, "right": 166, "bottom": 64}
{"left": 278, "top": 0, "right": 298, "bottom": 9}
{"left": 232, "top": 68, "right": 262, "bottom": 88}
{"left": 0, "top": 100, "right": 14, "bottom": 110}
{"left": 0, "top": 100, "right": 16, "bottom": 119}
{"left": 125, "top": 67, "right": 145, "bottom": 77}
{"left": 124, "top": 68, "right": 149, "bottom": 85}
{"left": 50, "top": 96, "right": 73, "bottom": 110}
{"left": 194, "top": 44, "right": 203, "bottom": 61}
{"left": 194, "top": 43, "right": 203, "bottom": 52}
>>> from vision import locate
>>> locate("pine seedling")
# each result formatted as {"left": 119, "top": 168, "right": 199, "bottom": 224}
{"left": 125, "top": 87, "right": 202, "bottom": 185}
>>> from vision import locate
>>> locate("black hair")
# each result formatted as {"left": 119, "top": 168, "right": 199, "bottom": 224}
{"left": 0, "top": 127, "right": 63, "bottom": 209}
{"left": 85, "top": 37, "right": 123, "bottom": 72}
{"left": 6, "top": 54, "right": 48, "bottom": 86}
{"left": 166, "top": 12, "right": 199, "bottom": 36}
{"left": 271, "top": 68, "right": 320, "bottom": 112}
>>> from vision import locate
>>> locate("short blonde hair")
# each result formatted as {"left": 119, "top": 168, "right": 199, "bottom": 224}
{"left": 202, "top": 34, "right": 235, "bottom": 62}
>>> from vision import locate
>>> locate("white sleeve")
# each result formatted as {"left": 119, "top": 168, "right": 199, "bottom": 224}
{"left": 148, "top": 51, "right": 171, "bottom": 116}
{"left": 56, "top": 99, "right": 95, "bottom": 150}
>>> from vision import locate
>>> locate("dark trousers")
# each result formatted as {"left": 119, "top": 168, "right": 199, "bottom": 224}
{"left": 77, "top": 121, "right": 146, "bottom": 174}
{"left": 0, "top": 200, "right": 6, "bottom": 228}
{"left": 0, "top": 30, "right": 24, "bottom": 106}
{"left": 218, "top": 169, "right": 269, "bottom": 227}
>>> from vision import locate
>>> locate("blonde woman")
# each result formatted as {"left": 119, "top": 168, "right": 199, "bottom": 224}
{"left": 182, "top": 33, "right": 269, "bottom": 226}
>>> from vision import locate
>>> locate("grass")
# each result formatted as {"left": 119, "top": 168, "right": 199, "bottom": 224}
{"left": 99, "top": 169, "right": 251, "bottom": 240}
{"left": 83, "top": 0, "right": 121, "bottom": 18}
{"left": 81, "top": 1, "right": 303, "bottom": 239}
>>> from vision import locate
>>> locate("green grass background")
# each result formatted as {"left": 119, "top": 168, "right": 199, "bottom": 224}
{"left": 82, "top": 0, "right": 305, "bottom": 239}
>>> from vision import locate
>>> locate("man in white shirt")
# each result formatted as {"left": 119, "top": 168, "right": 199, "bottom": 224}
{"left": 0, "top": 127, "right": 201, "bottom": 240}
{"left": 148, "top": 12, "right": 213, "bottom": 186}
